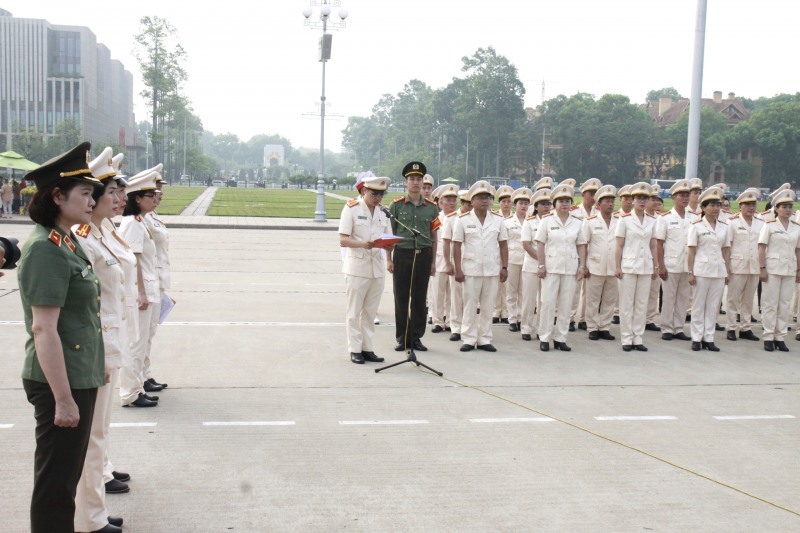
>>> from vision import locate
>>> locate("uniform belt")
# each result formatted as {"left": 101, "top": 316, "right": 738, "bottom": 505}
{"left": 397, "top": 247, "right": 429, "bottom": 254}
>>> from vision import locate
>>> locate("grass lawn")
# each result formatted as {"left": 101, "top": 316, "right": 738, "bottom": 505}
{"left": 155, "top": 186, "right": 206, "bottom": 215}
{"left": 207, "top": 188, "right": 351, "bottom": 217}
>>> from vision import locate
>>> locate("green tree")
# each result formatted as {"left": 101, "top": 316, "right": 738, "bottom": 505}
{"left": 647, "top": 87, "right": 683, "bottom": 101}
{"left": 736, "top": 100, "right": 800, "bottom": 187}
{"left": 666, "top": 106, "right": 728, "bottom": 181}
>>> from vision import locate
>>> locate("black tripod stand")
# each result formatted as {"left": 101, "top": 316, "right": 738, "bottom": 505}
{"left": 375, "top": 208, "right": 443, "bottom": 376}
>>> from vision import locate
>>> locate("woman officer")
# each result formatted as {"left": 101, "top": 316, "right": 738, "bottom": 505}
{"left": 504, "top": 187, "right": 532, "bottom": 333}
{"left": 758, "top": 188, "right": 800, "bottom": 352}
{"left": 18, "top": 142, "right": 106, "bottom": 532}
{"left": 519, "top": 188, "right": 551, "bottom": 341}
{"left": 687, "top": 186, "right": 731, "bottom": 351}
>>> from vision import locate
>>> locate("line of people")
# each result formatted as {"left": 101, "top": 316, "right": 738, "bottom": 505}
{"left": 17, "top": 142, "right": 171, "bottom": 533}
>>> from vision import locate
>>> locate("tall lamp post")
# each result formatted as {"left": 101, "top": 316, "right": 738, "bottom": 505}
{"left": 303, "top": 0, "right": 348, "bottom": 222}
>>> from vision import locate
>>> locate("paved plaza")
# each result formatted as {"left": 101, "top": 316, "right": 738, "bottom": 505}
{"left": 0, "top": 221, "right": 799, "bottom": 532}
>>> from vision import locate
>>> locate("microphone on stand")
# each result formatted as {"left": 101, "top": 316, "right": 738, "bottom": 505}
{"left": 380, "top": 205, "right": 394, "bottom": 219}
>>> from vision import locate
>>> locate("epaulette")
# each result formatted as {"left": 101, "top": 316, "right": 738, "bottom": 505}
{"left": 423, "top": 198, "right": 436, "bottom": 206}
{"left": 541, "top": 213, "right": 553, "bottom": 218}
{"left": 503, "top": 213, "right": 513, "bottom": 219}
{"left": 458, "top": 211, "right": 470, "bottom": 217}
{"left": 393, "top": 196, "right": 405, "bottom": 203}
{"left": 525, "top": 215, "right": 537, "bottom": 221}
{"left": 586, "top": 214, "right": 597, "bottom": 221}
{"left": 760, "top": 210, "right": 772, "bottom": 215}
{"left": 621, "top": 212, "right": 632, "bottom": 218}
{"left": 730, "top": 214, "right": 740, "bottom": 220}
{"left": 493, "top": 211, "right": 503, "bottom": 217}
{"left": 48, "top": 229, "right": 62, "bottom": 248}
{"left": 722, "top": 209, "right": 732, "bottom": 214}
{"left": 612, "top": 210, "right": 621, "bottom": 216}
{"left": 491, "top": 209, "right": 500, "bottom": 215}
{"left": 347, "top": 198, "right": 359, "bottom": 207}
{"left": 75, "top": 224, "right": 91, "bottom": 238}
{"left": 792, "top": 220, "right": 800, "bottom": 226}
{"left": 691, "top": 219, "right": 702, "bottom": 224}
{"left": 660, "top": 211, "right": 671, "bottom": 216}
{"left": 446, "top": 211, "right": 457, "bottom": 218}
{"left": 646, "top": 213, "right": 655, "bottom": 218}
{"left": 570, "top": 215, "right": 582, "bottom": 220}
{"left": 718, "top": 219, "right": 727, "bottom": 225}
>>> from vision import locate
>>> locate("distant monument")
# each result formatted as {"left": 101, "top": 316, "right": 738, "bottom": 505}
{"left": 263, "top": 145, "right": 285, "bottom": 167}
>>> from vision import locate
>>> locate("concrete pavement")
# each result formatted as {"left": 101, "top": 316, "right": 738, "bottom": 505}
{"left": 0, "top": 222, "right": 799, "bottom": 531}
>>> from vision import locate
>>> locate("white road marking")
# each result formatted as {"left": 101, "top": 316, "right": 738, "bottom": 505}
{"left": 0, "top": 424, "right": 13, "bottom": 429}
{"left": 0, "top": 320, "right": 367, "bottom": 327}
{"left": 110, "top": 422, "right": 158, "bottom": 428}
{"left": 469, "top": 417, "right": 554, "bottom": 423}
{"left": 713, "top": 415, "right": 795, "bottom": 420}
{"left": 339, "top": 420, "right": 429, "bottom": 426}
{"left": 595, "top": 416, "right": 678, "bottom": 421}
{"left": 202, "top": 421, "right": 296, "bottom": 426}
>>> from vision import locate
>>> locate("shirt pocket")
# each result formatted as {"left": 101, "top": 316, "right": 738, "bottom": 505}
{"left": 100, "top": 315, "right": 123, "bottom": 358}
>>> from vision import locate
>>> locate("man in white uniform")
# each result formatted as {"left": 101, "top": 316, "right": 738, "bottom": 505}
{"left": 582, "top": 184, "right": 618, "bottom": 341}
{"left": 570, "top": 178, "right": 601, "bottom": 331}
{"left": 726, "top": 188, "right": 764, "bottom": 341}
{"left": 430, "top": 184, "right": 459, "bottom": 333}
{"left": 443, "top": 190, "right": 471, "bottom": 342}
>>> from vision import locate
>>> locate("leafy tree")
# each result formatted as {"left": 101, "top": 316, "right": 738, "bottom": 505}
{"left": 11, "top": 131, "right": 48, "bottom": 163}
{"left": 735, "top": 100, "right": 800, "bottom": 187}
{"left": 647, "top": 87, "right": 683, "bottom": 101}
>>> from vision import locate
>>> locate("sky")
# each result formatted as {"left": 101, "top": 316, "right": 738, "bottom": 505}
{"left": 3, "top": 0, "right": 798, "bottom": 152}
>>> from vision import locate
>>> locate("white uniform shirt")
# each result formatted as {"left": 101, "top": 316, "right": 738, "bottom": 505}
{"left": 102, "top": 218, "right": 139, "bottom": 343}
{"left": 521, "top": 215, "right": 543, "bottom": 273}
{"left": 688, "top": 217, "right": 730, "bottom": 278}
{"left": 727, "top": 214, "right": 765, "bottom": 275}
{"left": 504, "top": 214, "right": 526, "bottom": 266}
{"left": 615, "top": 212, "right": 657, "bottom": 275}
{"left": 534, "top": 214, "right": 587, "bottom": 275}
{"left": 583, "top": 214, "right": 618, "bottom": 277}
{"left": 434, "top": 211, "right": 451, "bottom": 272}
{"left": 452, "top": 210, "right": 508, "bottom": 277}
{"left": 442, "top": 211, "right": 462, "bottom": 267}
{"left": 73, "top": 222, "right": 126, "bottom": 366}
{"left": 119, "top": 215, "right": 160, "bottom": 303}
{"left": 570, "top": 203, "right": 597, "bottom": 220}
{"left": 146, "top": 211, "right": 171, "bottom": 290}
{"left": 655, "top": 208, "right": 699, "bottom": 273}
{"left": 338, "top": 196, "right": 391, "bottom": 279}
{"left": 757, "top": 218, "right": 800, "bottom": 276}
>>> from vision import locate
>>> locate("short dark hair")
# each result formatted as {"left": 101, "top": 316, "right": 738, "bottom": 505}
{"left": 123, "top": 191, "right": 145, "bottom": 216}
{"left": 28, "top": 179, "right": 84, "bottom": 228}
{"left": 92, "top": 179, "right": 114, "bottom": 203}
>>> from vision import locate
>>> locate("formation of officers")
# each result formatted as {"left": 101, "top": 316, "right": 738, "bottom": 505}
{"left": 339, "top": 161, "right": 800, "bottom": 363}
{"left": 16, "top": 142, "right": 171, "bottom": 532}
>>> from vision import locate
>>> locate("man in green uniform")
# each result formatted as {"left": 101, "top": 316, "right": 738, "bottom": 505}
{"left": 388, "top": 161, "right": 440, "bottom": 351}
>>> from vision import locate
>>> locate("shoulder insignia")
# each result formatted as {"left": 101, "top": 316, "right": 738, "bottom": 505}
{"left": 767, "top": 219, "right": 776, "bottom": 224}
{"left": 541, "top": 213, "right": 553, "bottom": 218}
{"left": 691, "top": 219, "right": 702, "bottom": 224}
{"left": 458, "top": 211, "right": 470, "bottom": 218}
{"left": 48, "top": 229, "right": 62, "bottom": 248}
{"left": 430, "top": 217, "right": 442, "bottom": 232}
{"left": 722, "top": 208, "right": 732, "bottom": 214}
{"left": 646, "top": 213, "right": 655, "bottom": 218}
{"left": 63, "top": 235, "right": 76, "bottom": 252}
{"left": 525, "top": 215, "right": 536, "bottom": 221}
{"left": 347, "top": 198, "right": 359, "bottom": 207}
{"left": 446, "top": 211, "right": 457, "bottom": 217}
{"left": 760, "top": 210, "right": 772, "bottom": 215}
{"left": 660, "top": 211, "right": 670, "bottom": 216}
{"left": 134, "top": 215, "right": 142, "bottom": 222}
{"left": 586, "top": 214, "right": 597, "bottom": 220}
{"left": 570, "top": 205, "right": 580, "bottom": 211}
{"left": 621, "top": 212, "right": 632, "bottom": 218}
{"left": 503, "top": 213, "right": 513, "bottom": 219}
{"left": 791, "top": 220, "right": 800, "bottom": 226}
{"left": 393, "top": 196, "right": 405, "bottom": 203}
{"left": 570, "top": 215, "right": 582, "bottom": 220}
{"left": 730, "top": 214, "right": 740, "bottom": 220}
{"left": 493, "top": 211, "right": 504, "bottom": 217}
{"left": 718, "top": 220, "right": 727, "bottom": 225}
{"left": 424, "top": 198, "right": 436, "bottom": 206}
{"left": 75, "top": 224, "right": 91, "bottom": 238}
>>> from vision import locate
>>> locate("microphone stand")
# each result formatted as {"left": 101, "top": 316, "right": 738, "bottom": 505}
{"left": 375, "top": 206, "right": 443, "bottom": 376}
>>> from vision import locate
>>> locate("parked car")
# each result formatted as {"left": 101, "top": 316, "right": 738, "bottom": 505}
{"left": 228, "top": 178, "right": 237, "bottom": 187}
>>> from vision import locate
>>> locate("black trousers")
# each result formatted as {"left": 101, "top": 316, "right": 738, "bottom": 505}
{"left": 393, "top": 247, "right": 433, "bottom": 346}
{"left": 23, "top": 379, "right": 97, "bottom": 533}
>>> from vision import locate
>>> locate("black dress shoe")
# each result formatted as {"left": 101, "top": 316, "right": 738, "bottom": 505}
{"left": 449, "top": 333, "right": 461, "bottom": 342}
{"left": 350, "top": 352, "right": 365, "bottom": 364}
{"left": 362, "top": 351, "right": 384, "bottom": 362}
{"left": 509, "top": 323, "right": 520, "bottom": 332}
{"left": 764, "top": 340, "right": 775, "bottom": 352}
{"left": 146, "top": 377, "right": 167, "bottom": 389}
{"left": 412, "top": 339, "right": 428, "bottom": 351}
{"left": 691, "top": 341, "right": 702, "bottom": 351}
{"left": 622, "top": 344, "right": 633, "bottom": 352}
{"left": 673, "top": 332, "right": 691, "bottom": 341}
{"left": 445, "top": 326, "right": 451, "bottom": 332}
{"left": 105, "top": 479, "right": 130, "bottom": 494}
{"left": 142, "top": 392, "right": 159, "bottom": 402}
{"left": 645, "top": 323, "right": 661, "bottom": 332}
{"left": 431, "top": 325, "right": 444, "bottom": 333}
{"left": 796, "top": 333, "right": 800, "bottom": 341}
{"left": 477, "top": 344, "right": 497, "bottom": 352}
{"left": 460, "top": 344, "right": 474, "bottom": 352}
{"left": 92, "top": 524, "right": 122, "bottom": 533}
{"left": 634, "top": 344, "right": 648, "bottom": 351}
{"left": 568, "top": 321, "right": 576, "bottom": 332}
{"left": 539, "top": 341, "right": 550, "bottom": 351}
{"left": 144, "top": 380, "right": 163, "bottom": 392}
{"left": 123, "top": 393, "right": 157, "bottom": 408}
{"left": 588, "top": 331, "right": 599, "bottom": 340}
{"left": 521, "top": 334, "right": 532, "bottom": 341}
{"left": 612, "top": 315, "right": 620, "bottom": 324}
{"left": 715, "top": 323, "right": 725, "bottom": 331}
{"left": 553, "top": 341, "right": 572, "bottom": 352}
{"left": 661, "top": 332, "right": 674, "bottom": 341}
{"left": 500, "top": 318, "right": 509, "bottom": 324}
{"left": 428, "top": 317, "right": 433, "bottom": 324}
{"left": 112, "top": 471, "right": 130, "bottom": 482}
{"left": 686, "top": 314, "right": 692, "bottom": 322}
{"left": 578, "top": 321, "right": 587, "bottom": 330}
{"left": 701, "top": 341, "right": 709, "bottom": 350}
{"left": 492, "top": 317, "right": 500, "bottom": 324}
{"left": 394, "top": 342, "right": 406, "bottom": 351}
{"left": 739, "top": 330, "right": 759, "bottom": 341}
{"left": 726, "top": 331, "right": 737, "bottom": 341}
{"left": 776, "top": 340, "right": 790, "bottom": 352}
{"left": 598, "top": 330, "right": 616, "bottom": 341}
{"left": 705, "top": 342, "right": 720, "bottom": 352}
{"left": 108, "top": 517, "right": 124, "bottom": 527}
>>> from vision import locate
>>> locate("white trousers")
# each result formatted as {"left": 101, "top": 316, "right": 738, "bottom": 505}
{"left": 585, "top": 274, "right": 618, "bottom": 332}
{"left": 462, "top": 276, "right": 499, "bottom": 346}
{"left": 74, "top": 368, "right": 118, "bottom": 532}
{"left": 493, "top": 279, "right": 507, "bottom": 319}
{"left": 691, "top": 276, "right": 725, "bottom": 342}
{"left": 142, "top": 294, "right": 162, "bottom": 381}
{"left": 647, "top": 276, "right": 661, "bottom": 324}
{"left": 430, "top": 271, "right": 451, "bottom": 328}
{"left": 619, "top": 273, "right": 652, "bottom": 346}
{"left": 119, "top": 303, "right": 154, "bottom": 405}
{"left": 2, "top": 200, "right": 11, "bottom": 215}
{"left": 449, "top": 274, "right": 465, "bottom": 335}
{"left": 727, "top": 274, "right": 759, "bottom": 333}
{"left": 762, "top": 274, "right": 794, "bottom": 342}
{"left": 570, "top": 278, "right": 586, "bottom": 322}
{"left": 519, "top": 271, "right": 540, "bottom": 335}
{"left": 660, "top": 272, "right": 691, "bottom": 335}
{"left": 538, "top": 273, "right": 577, "bottom": 343}
{"left": 345, "top": 274, "right": 383, "bottom": 353}
{"left": 505, "top": 263, "right": 523, "bottom": 324}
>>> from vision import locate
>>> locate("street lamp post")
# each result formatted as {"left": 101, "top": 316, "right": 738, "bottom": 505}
{"left": 303, "top": 1, "right": 348, "bottom": 222}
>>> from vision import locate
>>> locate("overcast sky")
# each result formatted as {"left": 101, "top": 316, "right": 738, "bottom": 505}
{"left": 4, "top": 0, "right": 798, "bottom": 151}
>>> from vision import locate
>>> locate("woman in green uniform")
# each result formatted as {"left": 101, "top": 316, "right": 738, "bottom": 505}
{"left": 18, "top": 142, "right": 106, "bottom": 533}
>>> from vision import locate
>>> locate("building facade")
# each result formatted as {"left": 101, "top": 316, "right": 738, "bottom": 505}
{"left": 0, "top": 9, "right": 135, "bottom": 151}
